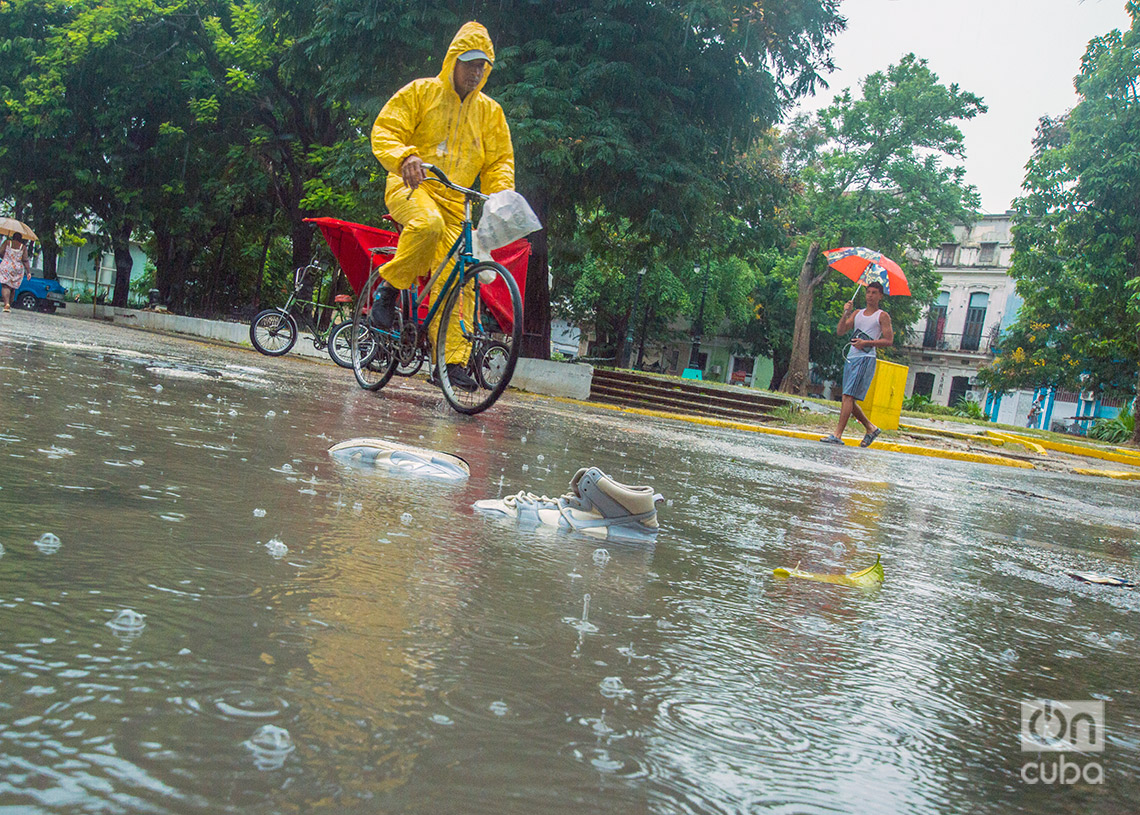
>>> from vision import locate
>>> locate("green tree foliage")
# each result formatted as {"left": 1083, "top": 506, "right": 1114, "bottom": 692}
{"left": 1, "top": 0, "right": 843, "bottom": 330}
{"left": 776, "top": 55, "right": 985, "bottom": 393}
{"left": 979, "top": 4, "right": 1140, "bottom": 445}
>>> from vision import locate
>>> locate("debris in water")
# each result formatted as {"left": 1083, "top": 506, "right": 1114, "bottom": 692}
{"left": 773, "top": 555, "right": 884, "bottom": 588}
{"left": 1066, "top": 571, "right": 1134, "bottom": 587}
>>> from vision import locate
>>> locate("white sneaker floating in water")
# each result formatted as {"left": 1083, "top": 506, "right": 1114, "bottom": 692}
{"left": 328, "top": 438, "right": 469, "bottom": 481}
{"left": 473, "top": 467, "right": 663, "bottom": 543}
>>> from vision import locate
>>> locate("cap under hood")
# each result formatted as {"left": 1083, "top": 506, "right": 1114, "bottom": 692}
{"left": 439, "top": 21, "right": 495, "bottom": 98}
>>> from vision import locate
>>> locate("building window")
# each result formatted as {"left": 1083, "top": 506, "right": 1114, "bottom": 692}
{"left": 962, "top": 291, "right": 989, "bottom": 351}
{"left": 912, "top": 371, "right": 935, "bottom": 399}
{"left": 948, "top": 375, "right": 970, "bottom": 408}
{"left": 978, "top": 242, "right": 998, "bottom": 264}
{"left": 937, "top": 243, "right": 957, "bottom": 266}
{"left": 923, "top": 291, "right": 950, "bottom": 348}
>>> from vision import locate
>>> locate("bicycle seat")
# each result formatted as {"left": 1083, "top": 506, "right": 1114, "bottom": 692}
{"left": 334, "top": 294, "right": 352, "bottom": 304}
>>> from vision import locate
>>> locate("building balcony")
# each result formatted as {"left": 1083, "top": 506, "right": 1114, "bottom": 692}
{"left": 904, "top": 330, "right": 996, "bottom": 355}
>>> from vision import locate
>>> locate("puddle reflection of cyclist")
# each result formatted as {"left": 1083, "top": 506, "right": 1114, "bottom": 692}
{"left": 369, "top": 21, "right": 514, "bottom": 392}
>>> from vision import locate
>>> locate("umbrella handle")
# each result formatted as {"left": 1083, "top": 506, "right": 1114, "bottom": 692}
{"left": 848, "top": 282, "right": 862, "bottom": 305}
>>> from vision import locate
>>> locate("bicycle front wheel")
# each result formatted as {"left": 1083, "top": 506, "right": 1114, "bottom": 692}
{"left": 435, "top": 261, "right": 522, "bottom": 415}
{"left": 326, "top": 321, "right": 354, "bottom": 368}
{"left": 350, "top": 270, "right": 398, "bottom": 391}
{"left": 250, "top": 309, "right": 298, "bottom": 356}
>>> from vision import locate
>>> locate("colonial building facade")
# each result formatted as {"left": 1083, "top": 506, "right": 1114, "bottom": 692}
{"left": 897, "top": 213, "right": 1024, "bottom": 411}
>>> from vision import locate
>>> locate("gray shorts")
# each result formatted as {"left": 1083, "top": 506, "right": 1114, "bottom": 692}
{"left": 842, "top": 355, "right": 877, "bottom": 401}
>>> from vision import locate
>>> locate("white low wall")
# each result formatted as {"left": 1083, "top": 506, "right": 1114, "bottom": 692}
{"left": 511, "top": 358, "right": 594, "bottom": 401}
{"left": 70, "top": 305, "right": 593, "bottom": 397}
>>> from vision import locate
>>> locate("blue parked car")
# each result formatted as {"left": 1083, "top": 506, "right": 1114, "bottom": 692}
{"left": 14, "top": 276, "right": 68, "bottom": 313}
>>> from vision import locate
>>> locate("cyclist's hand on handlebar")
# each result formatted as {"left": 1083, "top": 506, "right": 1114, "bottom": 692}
{"left": 401, "top": 155, "right": 427, "bottom": 191}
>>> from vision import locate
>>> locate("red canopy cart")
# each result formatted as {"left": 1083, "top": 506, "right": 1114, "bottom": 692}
{"left": 306, "top": 216, "right": 529, "bottom": 330}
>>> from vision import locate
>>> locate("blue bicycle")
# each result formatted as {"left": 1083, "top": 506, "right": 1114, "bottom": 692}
{"left": 349, "top": 164, "right": 524, "bottom": 415}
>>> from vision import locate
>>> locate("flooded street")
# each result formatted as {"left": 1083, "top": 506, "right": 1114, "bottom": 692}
{"left": 1, "top": 313, "right": 1138, "bottom": 814}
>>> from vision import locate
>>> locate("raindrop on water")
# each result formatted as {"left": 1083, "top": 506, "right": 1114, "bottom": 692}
{"left": 599, "top": 676, "right": 630, "bottom": 698}
{"left": 106, "top": 609, "right": 146, "bottom": 635}
{"left": 489, "top": 700, "right": 510, "bottom": 717}
{"left": 35, "top": 533, "right": 61, "bottom": 554}
{"left": 537, "top": 454, "right": 545, "bottom": 462}
{"left": 593, "top": 548, "right": 611, "bottom": 566}
{"left": 265, "top": 410, "right": 276, "bottom": 418}
{"left": 245, "top": 724, "right": 295, "bottom": 770}
{"left": 400, "top": 512, "right": 413, "bottom": 525}
{"left": 253, "top": 508, "right": 267, "bottom": 517}
{"left": 265, "top": 538, "right": 288, "bottom": 558}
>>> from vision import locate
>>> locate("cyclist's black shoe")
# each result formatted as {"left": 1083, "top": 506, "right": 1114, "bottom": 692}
{"left": 445, "top": 363, "right": 479, "bottom": 392}
{"left": 370, "top": 284, "right": 398, "bottom": 330}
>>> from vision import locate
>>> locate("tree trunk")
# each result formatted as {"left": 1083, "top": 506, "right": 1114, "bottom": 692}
{"left": 111, "top": 223, "right": 134, "bottom": 308}
{"left": 30, "top": 210, "right": 59, "bottom": 279}
{"left": 520, "top": 185, "right": 550, "bottom": 359}
{"left": 778, "top": 242, "right": 823, "bottom": 395}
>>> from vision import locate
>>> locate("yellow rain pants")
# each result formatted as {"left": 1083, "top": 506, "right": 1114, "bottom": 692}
{"left": 371, "top": 21, "right": 515, "bottom": 364}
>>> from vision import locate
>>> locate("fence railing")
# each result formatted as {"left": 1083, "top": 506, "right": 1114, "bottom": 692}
{"left": 906, "top": 330, "right": 996, "bottom": 354}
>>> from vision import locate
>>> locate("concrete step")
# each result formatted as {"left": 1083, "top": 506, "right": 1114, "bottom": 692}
{"left": 589, "top": 369, "right": 788, "bottom": 423}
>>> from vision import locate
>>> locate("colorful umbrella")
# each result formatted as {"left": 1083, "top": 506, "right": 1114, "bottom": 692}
{"left": 0, "top": 218, "right": 38, "bottom": 241}
{"left": 825, "top": 246, "right": 910, "bottom": 297}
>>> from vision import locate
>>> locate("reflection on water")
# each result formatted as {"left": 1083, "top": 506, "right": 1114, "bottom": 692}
{"left": 0, "top": 333, "right": 1138, "bottom": 814}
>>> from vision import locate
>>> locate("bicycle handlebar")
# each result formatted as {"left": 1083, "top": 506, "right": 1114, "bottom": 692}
{"left": 421, "top": 163, "right": 487, "bottom": 202}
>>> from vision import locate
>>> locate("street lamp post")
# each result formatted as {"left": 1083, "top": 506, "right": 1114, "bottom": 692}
{"left": 621, "top": 266, "right": 647, "bottom": 368}
{"left": 688, "top": 264, "right": 706, "bottom": 370}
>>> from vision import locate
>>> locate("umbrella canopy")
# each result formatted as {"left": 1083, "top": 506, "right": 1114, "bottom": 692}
{"left": 0, "top": 218, "right": 38, "bottom": 242}
{"left": 825, "top": 246, "right": 910, "bottom": 296}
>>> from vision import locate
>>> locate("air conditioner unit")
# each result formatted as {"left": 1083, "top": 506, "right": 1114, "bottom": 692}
{"left": 967, "top": 376, "right": 980, "bottom": 386}
{"left": 965, "top": 389, "right": 980, "bottom": 402}
{"left": 1079, "top": 389, "right": 1096, "bottom": 401}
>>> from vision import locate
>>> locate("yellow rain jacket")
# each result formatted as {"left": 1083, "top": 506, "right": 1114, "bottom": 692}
{"left": 371, "top": 20, "right": 514, "bottom": 294}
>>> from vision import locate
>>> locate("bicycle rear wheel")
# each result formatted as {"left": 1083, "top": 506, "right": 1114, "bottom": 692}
{"left": 350, "top": 270, "right": 398, "bottom": 391}
{"left": 250, "top": 309, "right": 298, "bottom": 356}
{"left": 435, "top": 261, "right": 522, "bottom": 415}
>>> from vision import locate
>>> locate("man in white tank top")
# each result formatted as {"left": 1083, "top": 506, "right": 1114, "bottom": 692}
{"left": 821, "top": 281, "right": 893, "bottom": 447}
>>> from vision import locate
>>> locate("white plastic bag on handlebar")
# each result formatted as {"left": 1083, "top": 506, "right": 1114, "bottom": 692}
{"left": 471, "top": 190, "right": 542, "bottom": 263}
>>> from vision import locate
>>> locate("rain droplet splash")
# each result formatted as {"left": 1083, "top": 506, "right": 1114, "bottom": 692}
{"left": 253, "top": 508, "right": 267, "bottom": 518}
{"left": 592, "top": 548, "right": 611, "bottom": 566}
{"left": 265, "top": 538, "right": 288, "bottom": 558}
{"left": 106, "top": 609, "right": 146, "bottom": 636}
{"left": 35, "top": 533, "right": 61, "bottom": 554}
{"left": 400, "top": 512, "right": 413, "bottom": 526}
{"left": 245, "top": 724, "right": 295, "bottom": 770}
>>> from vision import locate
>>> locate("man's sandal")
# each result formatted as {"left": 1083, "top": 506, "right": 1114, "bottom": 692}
{"left": 860, "top": 428, "right": 882, "bottom": 448}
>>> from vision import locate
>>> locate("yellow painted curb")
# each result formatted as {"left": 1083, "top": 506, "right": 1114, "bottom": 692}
{"left": 899, "top": 423, "right": 1005, "bottom": 447}
{"left": 1073, "top": 468, "right": 1140, "bottom": 481}
{"left": 985, "top": 430, "right": 1047, "bottom": 455}
{"left": 547, "top": 398, "right": 1034, "bottom": 469}
{"left": 1000, "top": 433, "right": 1140, "bottom": 466}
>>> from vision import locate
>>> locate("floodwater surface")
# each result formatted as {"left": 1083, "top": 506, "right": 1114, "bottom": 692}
{"left": 0, "top": 316, "right": 1137, "bottom": 814}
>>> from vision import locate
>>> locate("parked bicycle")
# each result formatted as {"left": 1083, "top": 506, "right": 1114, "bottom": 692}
{"left": 250, "top": 262, "right": 356, "bottom": 367}
{"left": 350, "top": 164, "right": 523, "bottom": 415}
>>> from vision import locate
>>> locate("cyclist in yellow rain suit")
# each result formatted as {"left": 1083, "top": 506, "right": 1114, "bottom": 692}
{"left": 370, "top": 21, "right": 515, "bottom": 391}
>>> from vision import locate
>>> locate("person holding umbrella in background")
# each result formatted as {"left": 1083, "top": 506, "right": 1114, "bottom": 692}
{"left": 819, "top": 246, "right": 907, "bottom": 448}
{"left": 0, "top": 231, "right": 33, "bottom": 313}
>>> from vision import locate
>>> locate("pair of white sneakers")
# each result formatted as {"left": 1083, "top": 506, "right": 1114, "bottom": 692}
{"left": 473, "top": 467, "right": 663, "bottom": 543}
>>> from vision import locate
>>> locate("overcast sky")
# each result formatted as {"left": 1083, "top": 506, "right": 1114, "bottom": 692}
{"left": 793, "top": 0, "right": 1134, "bottom": 213}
